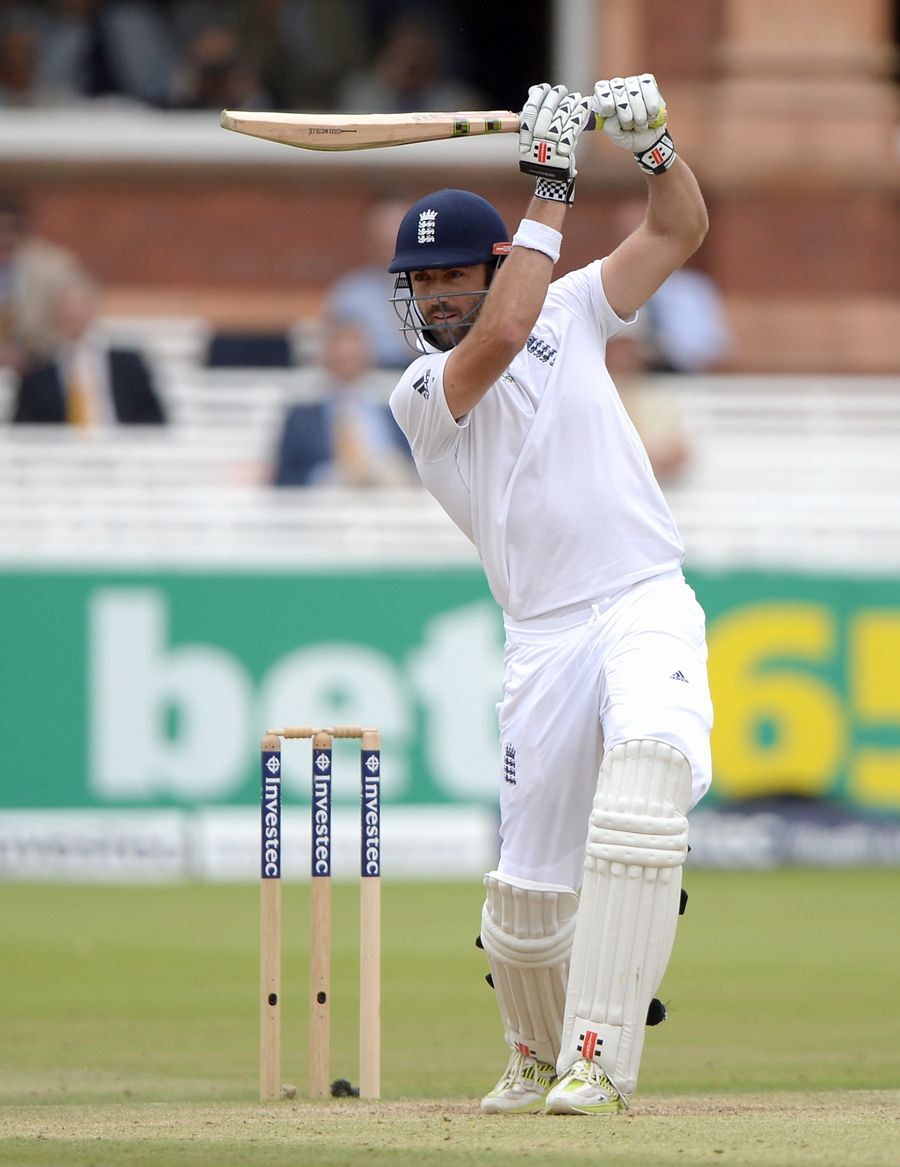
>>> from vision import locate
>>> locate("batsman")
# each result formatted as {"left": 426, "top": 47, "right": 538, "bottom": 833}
{"left": 388, "top": 74, "right": 714, "bottom": 1115}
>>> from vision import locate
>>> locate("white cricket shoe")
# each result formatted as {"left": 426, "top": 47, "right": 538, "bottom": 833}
{"left": 480, "top": 1048, "right": 557, "bottom": 1114}
{"left": 544, "top": 1058, "right": 627, "bottom": 1115}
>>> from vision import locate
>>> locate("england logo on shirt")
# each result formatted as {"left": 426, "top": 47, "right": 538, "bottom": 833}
{"left": 525, "top": 334, "right": 557, "bottom": 366}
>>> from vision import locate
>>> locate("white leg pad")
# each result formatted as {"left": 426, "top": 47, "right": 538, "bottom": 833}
{"left": 480, "top": 871, "right": 578, "bottom": 1066}
{"left": 559, "top": 740, "right": 692, "bottom": 1094}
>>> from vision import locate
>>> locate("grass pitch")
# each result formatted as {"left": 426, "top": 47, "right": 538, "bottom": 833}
{"left": 1, "top": 870, "right": 898, "bottom": 1166}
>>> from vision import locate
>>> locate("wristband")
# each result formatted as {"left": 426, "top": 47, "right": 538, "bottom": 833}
{"left": 635, "top": 131, "right": 677, "bottom": 176}
{"left": 511, "top": 218, "right": 563, "bottom": 263}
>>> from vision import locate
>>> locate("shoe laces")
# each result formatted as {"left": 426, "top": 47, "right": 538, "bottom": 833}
{"left": 572, "top": 1058, "right": 627, "bottom": 1106}
{"left": 499, "top": 1049, "right": 555, "bottom": 1091}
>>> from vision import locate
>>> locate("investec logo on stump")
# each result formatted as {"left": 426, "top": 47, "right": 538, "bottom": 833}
{"left": 261, "top": 750, "right": 282, "bottom": 878}
{"left": 312, "top": 748, "right": 332, "bottom": 877}
{"left": 361, "top": 749, "right": 381, "bottom": 878}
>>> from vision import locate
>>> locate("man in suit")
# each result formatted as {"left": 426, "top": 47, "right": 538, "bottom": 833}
{"left": 273, "top": 317, "right": 412, "bottom": 486}
{"left": 10, "top": 280, "right": 166, "bottom": 425}
{"left": 0, "top": 190, "right": 89, "bottom": 372}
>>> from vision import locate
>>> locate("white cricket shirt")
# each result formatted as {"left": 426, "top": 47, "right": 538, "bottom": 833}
{"left": 389, "top": 259, "right": 685, "bottom": 620}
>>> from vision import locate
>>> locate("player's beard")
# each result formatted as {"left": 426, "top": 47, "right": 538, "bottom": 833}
{"left": 422, "top": 294, "right": 485, "bottom": 351}
{"left": 390, "top": 270, "right": 497, "bottom": 354}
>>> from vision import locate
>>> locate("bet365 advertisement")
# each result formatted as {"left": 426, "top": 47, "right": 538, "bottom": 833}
{"left": 1, "top": 568, "right": 898, "bottom": 876}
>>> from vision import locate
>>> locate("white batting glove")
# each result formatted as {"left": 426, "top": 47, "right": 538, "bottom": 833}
{"left": 518, "top": 83, "right": 594, "bottom": 204}
{"left": 593, "top": 73, "right": 676, "bottom": 175}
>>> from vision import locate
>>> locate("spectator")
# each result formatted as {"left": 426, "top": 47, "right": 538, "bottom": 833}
{"left": 237, "top": 0, "right": 367, "bottom": 112}
{"left": 325, "top": 196, "right": 413, "bottom": 370}
{"left": 0, "top": 9, "right": 41, "bottom": 107}
{"left": 615, "top": 198, "right": 733, "bottom": 373}
{"left": 34, "top": 0, "right": 174, "bottom": 106}
{"left": 10, "top": 278, "right": 166, "bottom": 424}
{"left": 605, "top": 332, "right": 691, "bottom": 485}
{"left": 337, "top": 14, "right": 485, "bottom": 113}
{"left": 273, "top": 317, "right": 413, "bottom": 486}
{"left": 0, "top": 189, "right": 89, "bottom": 371}
{"left": 644, "top": 266, "right": 733, "bottom": 373}
{"left": 169, "top": 19, "right": 271, "bottom": 110}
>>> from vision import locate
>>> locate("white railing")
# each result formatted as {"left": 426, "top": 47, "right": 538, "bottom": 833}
{"left": 1, "top": 362, "right": 899, "bottom": 571}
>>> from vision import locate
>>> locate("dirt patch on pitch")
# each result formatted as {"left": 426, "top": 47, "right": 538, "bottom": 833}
{"left": 1, "top": 1092, "right": 899, "bottom": 1167}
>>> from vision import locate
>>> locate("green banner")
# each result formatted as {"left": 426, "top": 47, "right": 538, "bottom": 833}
{"left": 1, "top": 568, "right": 898, "bottom": 815}
{"left": 0, "top": 569, "right": 501, "bottom": 811}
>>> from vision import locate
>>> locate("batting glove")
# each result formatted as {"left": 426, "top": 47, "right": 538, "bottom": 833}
{"left": 518, "top": 83, "right": 594, "bottom": 204}
{"left": 593, "top": 73, "right": 676, "bottom": 176}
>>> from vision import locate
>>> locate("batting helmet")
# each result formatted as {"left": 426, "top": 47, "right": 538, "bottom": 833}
{"left": 388, "top": 189, "right": 509, "bottom": 273}
{"left": 388, "top": 189, "right": 509, "bottom": 353}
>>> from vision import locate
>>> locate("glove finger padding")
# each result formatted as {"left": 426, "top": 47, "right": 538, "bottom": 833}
{"left": 520, "top": 92, "right": 588, "bottom": 173}
{"left": 593, "top": 71, "right": 674, "bottom": 174}
{"left": 593, "top": 78, "right": 617, "bottom": 123}
{"left": 518, "top": 82, "right": 551, "bottom": 150}
{"left": 609, "top": 76, "right": 636, "bottom": 130}
{"left": 636, "top": 73, "right": 664, "bottom": 127}
{"left": 532, "top": 84, "right": 568, "bottom": 141}
{"left": 519, "top": 82, "right": 592, "bottom": 205}
{"left": 549, "top": 93, "right": 594, "bottom": 160}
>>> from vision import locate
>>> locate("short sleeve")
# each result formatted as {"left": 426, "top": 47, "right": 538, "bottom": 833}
{"left": 389, "top": 351, "right": 468, "bottom": 464}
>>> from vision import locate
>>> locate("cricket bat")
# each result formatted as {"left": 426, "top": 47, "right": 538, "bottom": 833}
{"left": 220, "top": 108, "right": 600, "bottom": 152}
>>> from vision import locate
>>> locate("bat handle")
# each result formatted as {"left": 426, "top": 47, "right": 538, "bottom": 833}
{"left": 585, "top": 94, "right": 602, "bottom": 132}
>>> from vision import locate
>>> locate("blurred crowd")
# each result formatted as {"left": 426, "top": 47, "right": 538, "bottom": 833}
{"left": 2, "top": 182, "right": 734, "bottom": 488}
{"left": 0, "top": 2, "right": 735, "bottom": 487}
{"left": 1, "top": 189, "right": 167, "bottom": 424}
{"left": 0, "top": 0, "right": 490, "bottom": 113}
{"left": 0, "top": 184, "right": 419, "bottom": 484}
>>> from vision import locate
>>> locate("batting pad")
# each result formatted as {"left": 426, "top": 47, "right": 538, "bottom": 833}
{"left": 480, "top": 871, "right": 578, "bottom": 1066}
{"left": 559, "top": 739, "right": 691, "bottom": 1093}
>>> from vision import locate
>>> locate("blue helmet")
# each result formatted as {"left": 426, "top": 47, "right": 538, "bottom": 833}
{"left": 388, "top": 189, "right": 509, "bottom": 273}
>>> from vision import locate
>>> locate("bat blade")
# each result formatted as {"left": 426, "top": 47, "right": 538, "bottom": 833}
{"left": 220, "top": 109, "right": 522, "bottom": 152}
{"left": 220, "top": 105, "right": 665, "bottom": 155}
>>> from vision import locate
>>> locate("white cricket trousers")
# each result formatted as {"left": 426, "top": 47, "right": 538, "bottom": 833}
{"left": 495, "top": 569, "right": 713, "bottom": 891}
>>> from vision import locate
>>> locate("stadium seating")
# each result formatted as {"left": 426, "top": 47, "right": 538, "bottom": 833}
{"left": 1, "top": 315, "right": 898, "bottom": 572}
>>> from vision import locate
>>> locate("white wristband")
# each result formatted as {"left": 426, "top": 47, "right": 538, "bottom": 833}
{"left": 511, "top": 218, "right": 562, "bottom": 263}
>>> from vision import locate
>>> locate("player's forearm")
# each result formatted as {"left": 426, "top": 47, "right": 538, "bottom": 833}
{"left": 443, "top": 85, "right": 589, "bottom": 418}
{"left": 522, "top": 196, "right": 568, "bottom": 232}
{"left": 447, "top": 201, "right": 566, "bottom": 409}
{"left": 477, "top": 199, "right": 567, "bottom": 345}
{"left": 442, "top": 216, "right": 561, "bottom": 418}
{"left": 473, "top": 83, "right": 583, "bottom": 349}
{"left": 474, "top": 238, "right": 556, "bottom": 352}
{"left": 643, "top": 157, "right": 708, "bottom": 259}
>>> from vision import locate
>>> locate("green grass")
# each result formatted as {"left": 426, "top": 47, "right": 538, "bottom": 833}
{"left": 0, "top": 871, "right": 898, "bottom": 1165}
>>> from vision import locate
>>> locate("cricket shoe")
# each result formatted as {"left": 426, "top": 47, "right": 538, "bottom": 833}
{"left": 480, "top": 1048, "right": 557, "bottom": 1114}
{"left": 544, "top": 1058, "right": 628, "bottom": 1115}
